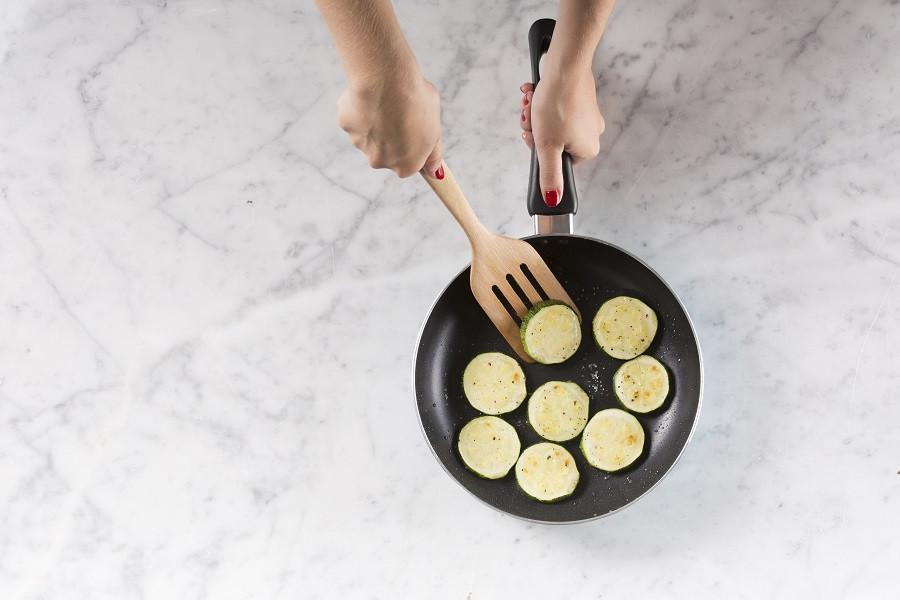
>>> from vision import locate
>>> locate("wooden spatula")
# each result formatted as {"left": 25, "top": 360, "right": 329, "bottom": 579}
{"left": 420, "top": 161, "right": 581, "bottom": 363}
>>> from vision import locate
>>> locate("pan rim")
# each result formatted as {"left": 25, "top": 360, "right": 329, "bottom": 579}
{"left": 411, "top": 233, "right": 704, "bottom": 524}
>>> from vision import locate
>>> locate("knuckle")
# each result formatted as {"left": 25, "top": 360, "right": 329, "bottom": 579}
{"left": 368, "top": 152, "right": 387, "bottom": 169}
{"left": 337, "top": 111, "right": 355, "bottom": 134}
{"left": 346, "top": 133, "right": 365, "bottom": 153}
{"left": 583, "top": 139, "right": 600, "bottom": 159}
{"left": 395, "top": 159, "right": 422, "bottom": 178}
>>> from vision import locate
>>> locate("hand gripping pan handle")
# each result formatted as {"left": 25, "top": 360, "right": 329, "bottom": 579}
{"left": 526, "top": 18, "right": 578, "bottom": 223}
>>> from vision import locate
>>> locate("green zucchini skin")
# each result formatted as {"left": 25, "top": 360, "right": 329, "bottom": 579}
{"left": 515, "top": 442, "right": 580, "bottom": 502}
{"left": 520, "top": 300, "right": 582, "bottom": 364}
{"left": 458, "top": 416, "right": 521, "bottom": 479}
{"left": 527, "top": 381, "right": 590, "bottom": 442}
{"left": 580, "top": 409, "right": 645, "bottom": 472}
{"left": 462, "top": 352, "right": 527, "bottom": 415}
{"left": 613, "top": 355, "right": 670, "bottom": 413}
{"left": 592, "top": 296, "right": 658, "bottom": 360}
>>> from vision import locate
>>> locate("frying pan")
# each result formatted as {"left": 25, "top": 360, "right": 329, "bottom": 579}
{"left": 413, "top": 19, "right": 703, "bottom": 523}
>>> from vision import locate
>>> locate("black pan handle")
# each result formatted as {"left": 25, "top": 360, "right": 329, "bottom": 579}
{"left": 527, "top": 18, "right": 578, "bottom": 217}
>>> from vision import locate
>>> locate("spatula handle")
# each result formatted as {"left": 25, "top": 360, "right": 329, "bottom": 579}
{"left": 420, "top": 161, "right": 488, "bottom": 246}
{"left": 526, "top": 18, "right": 578, "bottom": 218}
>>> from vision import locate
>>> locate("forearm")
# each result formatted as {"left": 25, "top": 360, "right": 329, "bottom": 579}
{"left": 315, "top": 0, "right": 419, "bottom": 87}
{"left": 546, "top": 0, "right": 616, "bottom": 72}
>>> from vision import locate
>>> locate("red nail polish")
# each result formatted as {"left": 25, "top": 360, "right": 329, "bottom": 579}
{"left": 434, "top": 165, "right": 444, "bottom": 180}
{"left": 545, "top": 189, "right": 560, "bottom": 207}
{"left": 521, "top": 110, "right": 526, "bottom": 122}
{"left": 523, "top": 96, "right": 529, "bottom": 106}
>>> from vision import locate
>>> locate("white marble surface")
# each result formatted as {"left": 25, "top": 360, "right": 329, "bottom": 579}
{"left": 2, "top": 0, "right": 899, "bottom": 598}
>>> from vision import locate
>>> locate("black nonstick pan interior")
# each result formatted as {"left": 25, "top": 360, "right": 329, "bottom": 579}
{"left": 413, "top": 235, "right": 703, "bottom": 523}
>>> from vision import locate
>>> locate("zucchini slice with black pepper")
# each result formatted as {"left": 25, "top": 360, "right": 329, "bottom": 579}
{"left": 457, "top": 416, "right": 521, "bottom": 479}
{"left": 528, "top": 381, "right": 590, "bottom": 442}
{"left": 581, "top": 408, "right": 645, "bottom": 472}
{"left": 520, "top": 300, "right": 582, "bottom": 364}
{"left": 614, "top": 355, "right": 669, "bottom": 413}
{"left": 515, "top": 442, "right": 580, "bottom": 502}
{"left": 592, "top": 296, "right": 658, "bottom": 360}
{"left": 462, "top": 352, "right": 527, "bottom": 415}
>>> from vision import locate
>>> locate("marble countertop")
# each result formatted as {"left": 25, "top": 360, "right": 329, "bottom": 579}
{"left": 2, "top": 0, "right": 898, "bottom": 598}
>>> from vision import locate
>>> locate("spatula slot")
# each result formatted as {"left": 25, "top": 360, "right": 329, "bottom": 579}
{"left": 505, "top": 274, "right": 533, "bottom": 310}
{"left": 491, "top": 284, "right": 522, "bottom": 325}
{"left": 519, "top": 263, "right": 549, "bottom": 302}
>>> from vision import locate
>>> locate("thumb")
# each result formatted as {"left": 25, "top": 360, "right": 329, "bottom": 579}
{"left": 422, "top": 137, "right": 444, "bottom": 179}
{"left": 536, "top": 143, "right": 564, "bottom": 207}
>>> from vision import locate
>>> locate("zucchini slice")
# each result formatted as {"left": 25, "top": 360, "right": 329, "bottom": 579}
{"left": 581, "top": 408, "right": 645, "bottom": 472}
{"left": 528, "top": 381, "right": 590, "bottom": 442}
{"left": 462, "top": 352, "right": 527, "bottom": 415}
{"left": 614, "top": 355, "right": 669, "bottom": 413}
{"left": 592, "top": 296, "right": 658, "bottom": 360}
{"left": 520, "top": 300, "right": 582, "bottom": 364}
{"left": 515, "top": 442, "right": 580, "bottom": 502}
{"left": 458, "top": 416, "right": 521, "bottom": 479}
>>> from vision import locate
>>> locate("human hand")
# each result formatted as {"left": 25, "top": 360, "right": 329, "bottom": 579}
{"left": 519, "top": 65, "right": 604, "bottom": 206}
{"left": 337, "top": 70, "right": 443, "bottom": 179}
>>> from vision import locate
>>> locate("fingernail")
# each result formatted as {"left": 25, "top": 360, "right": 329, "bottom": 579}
{"left": 523, "top": 96, "right": 529, "bottom": 106}
{"left": 544, "top": 189, "right": 560, "bottom": 207}
{"left": 519, "top": 83, "right": 528, "bottom": 93}
{"left": 434, "top": 165, "right": 444, "bottom": 180}
{"left": 521, "top": 110, "right": 526, "bottom": 122}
